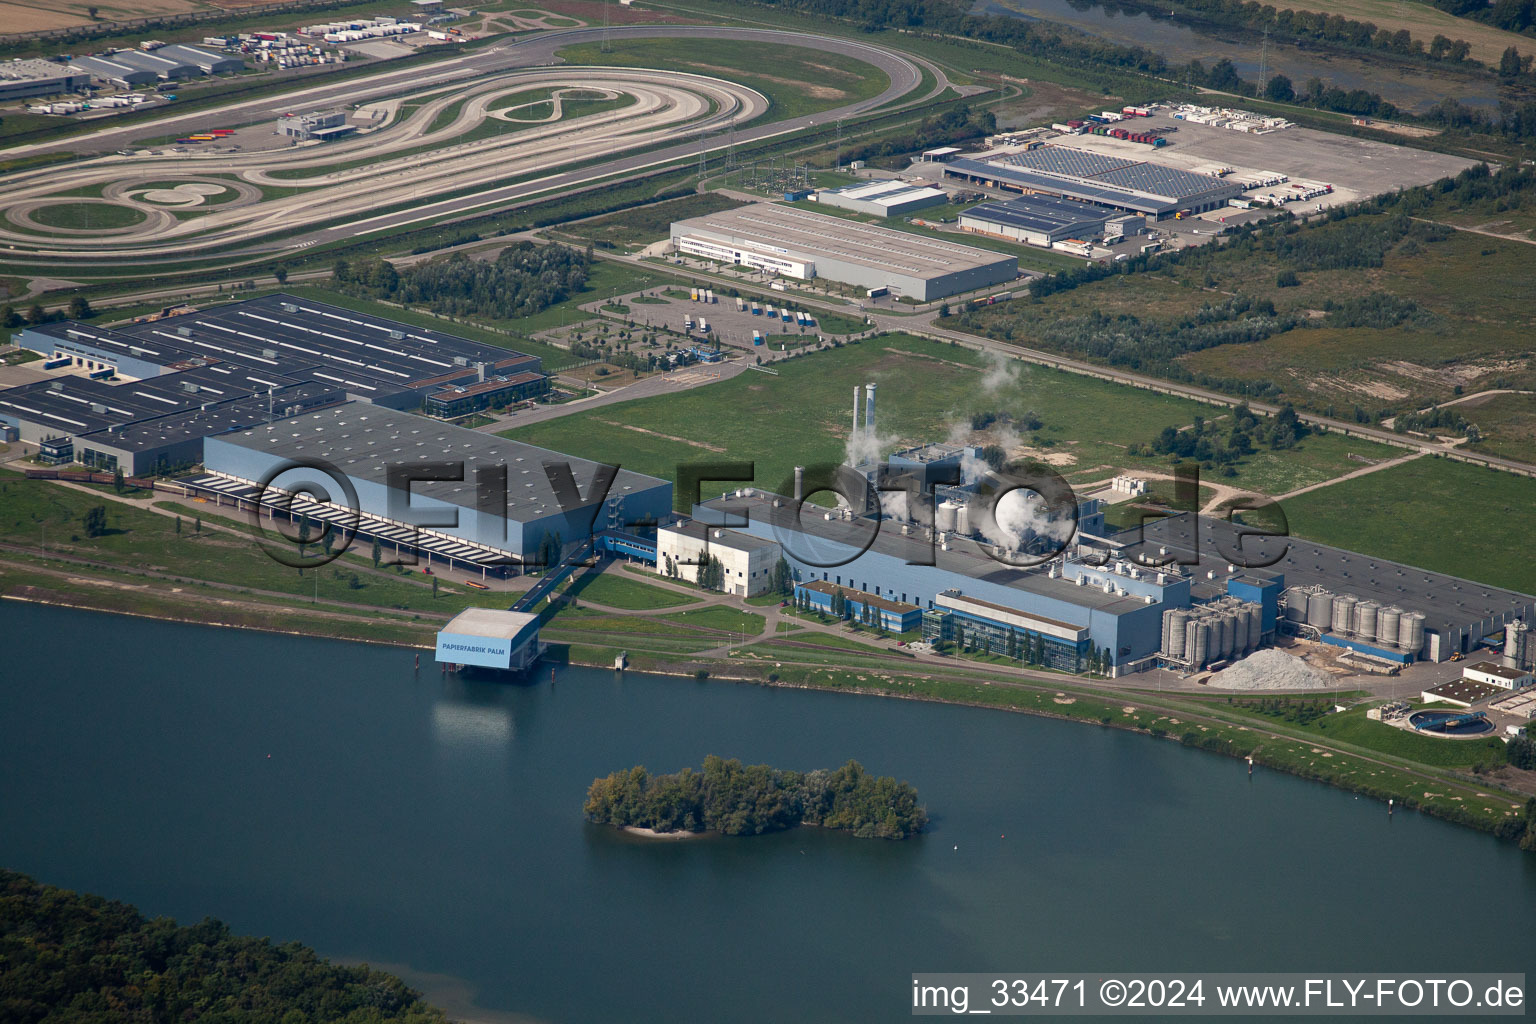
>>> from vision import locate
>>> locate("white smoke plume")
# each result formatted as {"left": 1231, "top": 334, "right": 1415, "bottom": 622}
{"left": 979, "top": 349, "right": 1023, "bottom": 395}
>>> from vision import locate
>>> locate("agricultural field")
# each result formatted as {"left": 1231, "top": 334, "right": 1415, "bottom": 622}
{"left": 956, "top": 212, "right": 1536, "bottom": 421}
{"left": 1459, "top": 391, "right": 1536, "bottom": 463}
{"left": 1274, "top": 0, "right": 1536, "bottom": 67}
{"left": 501, "top": 331, "right": 1407, "bottom": 511}
{"left": 1276, "top": 456, "right": 1536, "bottom": 595}
{"left": 555, "top": 37, "right": 891, "bottom": 123}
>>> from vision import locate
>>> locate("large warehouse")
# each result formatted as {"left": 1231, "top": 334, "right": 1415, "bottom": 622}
{"left": 198, "top": 405, "right": 673, "bottom": 568}
{"left": 959, "top": 195, "right": 1140, "bottom": 247}
{"left": 670, "top": 203, "right": 1017, "bottom": 301}
{"left": 2, "top": 294, "right": 548, "bottom": 471}
{"left": 814, "top": 178, "right": 949, "bottom": 217}
{"left": 0, "top": 58, "right": 89, "bottom": 101}
{"left": 943, "top": 145, "right": 1242, "bottom": 218}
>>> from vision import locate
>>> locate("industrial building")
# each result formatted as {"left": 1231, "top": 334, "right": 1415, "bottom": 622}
{"left": 656, "top": 521, "right": 782, "bottom": 596}
{"left": 814, "top": 179, "right": 949, "bottom": 218}
{"left": 795, "top": 579, "right": 922, "bottom": 632}
{"left": 942, "top": 145, "right": 1243, "bottom": 219}
{"left": 0, "top": 58, "right": 89, "bottom": 101}
{"left": 670, "top": 203, "right": 1017, "bottom": 301}
{"left": 109, "top": 48, "right": 199, "bottom": 80}
{"left": 155, "top": 43, "right": 244, "bottom": 74}
{"left": 280, "top": 110, "right": 355, "bottom": 142}
{"left": 68, "top": 55, "right": 159, "bottom": 88}
{"left": 436, "top": 608, "right": 543, "bottom": 672}
{"left": 2, "top": 294, "right": 548, "bottom": 471}
{"left": 197, "top": 404, "right": 673, "bottom": 568}
{"left": 959, "top": 195, "right": 1142, "bottom": 247}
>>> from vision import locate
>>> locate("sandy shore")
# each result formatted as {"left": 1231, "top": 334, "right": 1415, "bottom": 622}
{"left": 621, "top": 826, "right": 707, "bottom": 840}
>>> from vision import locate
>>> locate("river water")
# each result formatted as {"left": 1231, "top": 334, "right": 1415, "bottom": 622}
{"left": 974, "top": 0, "right": 1501, "bottom": 111}
{"left": 2, "top": 603, "right": 1533, "bottom": 1023}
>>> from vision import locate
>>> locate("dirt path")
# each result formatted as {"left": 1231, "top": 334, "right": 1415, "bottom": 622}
{"left": 1271, "top": 450, "right": 1426, "bottom": 502}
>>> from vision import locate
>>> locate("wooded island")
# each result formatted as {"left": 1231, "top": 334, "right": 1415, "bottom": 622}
{"left": 584, "top": 756, "right": 927, "bottom": 839}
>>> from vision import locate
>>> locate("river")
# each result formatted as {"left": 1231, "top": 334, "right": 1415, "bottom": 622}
{"left": 2, "top": 603, "right": 1533, "bottom": 1023}
{"left": 974, "top": 0, "right": 1502, "bottom": 112}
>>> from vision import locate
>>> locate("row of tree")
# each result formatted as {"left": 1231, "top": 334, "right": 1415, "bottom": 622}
{"left": 1137, "top": 403, "right": 1313, "bottom": 468}
{"left": 583, "top": 755, "right": 928, "bottom": 839}
{"left": 332, "top": 241, "right": 590, "bottom": 322}
{"left": 3, "top": 297, "right": 92, "bottom": 328}
{"left": 0, "top": 869, "right": 448, "bottom": 1023}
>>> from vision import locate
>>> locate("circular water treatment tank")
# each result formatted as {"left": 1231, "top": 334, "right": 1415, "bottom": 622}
{"left": 1409, "top": 710, "right": 1493, "bottom": 736}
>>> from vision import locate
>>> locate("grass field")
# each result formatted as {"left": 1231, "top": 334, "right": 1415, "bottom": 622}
{"left": 1278, "top": 456, "right": 1536, "bottom": 594}
{"left": 661, "top": 605, "right": 766, "bottom": 635}
{"left": 0, "top": 474, "right": 519, "bottom": 617}
{"left": 959, "top": 214, "right": 1536, "bottom": 420}
{"left": 28, "top": 202, "right": 146, "bottom": 231}
{"left": 1272, "top": 0, "right": 1536, "bottom": 67}
{"left": 1248, "top": 701, "right": 1510, "bottom": 769}
{"left": 555, "top": 37, "right": 891, "bottom": 123}
{"left": 555, "top": 193, "right": 744, "bottom": 250}
{"left": 500, "top": 331, "right": 1401, "bottom": 510}
{"left": 562, "top": 570, "right": 700, "bottom": 609}
{"left": 1459, "top": 391, "right": 1536, "bottom": 463}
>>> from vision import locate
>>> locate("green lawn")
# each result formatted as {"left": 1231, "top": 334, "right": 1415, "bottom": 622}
{"left": 1256, "top": 703, "right": 1510, "bottom": 769}
{"left": 28, "top": 203, "right": 146, "bottom": 231}
{"left": 555, "top": 37, "right": 890, "bottom": 123}
{"left": 1278, "top": 456, "right": 1536, "bottom": 594}
{"left": 0, "top": 475, "right": 511, "bottom": 617}
{"left": 562, "top": 570, "right": 701, "bottom": 609}
{"left": 661, "top": 606, "right": 766, "bottom": 634}
{"left": 557, "top": 193, "right": 745, "bottom": 251}
{"left": 1460, "top": 391, "right": 1536, "bottom": 464}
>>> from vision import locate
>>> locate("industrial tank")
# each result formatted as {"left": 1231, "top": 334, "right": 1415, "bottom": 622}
{"left": 1306, "top": 590, "right": 1333, "bottom": 629}
{"left": 1332, "top": 594, "right": 1357, "bottom": 635}
{"left": 1244, "top": 604, "right": 1261, "bottom": 650}
{"left": 1378, "top": 607, "right": 1402, "bottom": 649}
{"left": 1188, "top": 620, "right": 1210, "bottom": 668}
{"left": 1505, "top": 620, "right": 1526, "bottom": 662}
{"left": 1168, "top": 610, "right": 1190, "bottom": 660}
{"left": 1398, "top": 612, "right": 1425, "bottom": 655}
{"left": 1354, "top": 600, "right": 1379, "bottom": 642}
{"left": 935, "top": 501, "right": 959, "bottom": 535}
{"left": 1284, "top": 592, "right": 1306, "bottom": 623}
{"left": 955, "top": 504, "right": 972, "bottom": 538}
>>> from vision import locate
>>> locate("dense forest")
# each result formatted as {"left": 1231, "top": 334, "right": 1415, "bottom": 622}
{"left": 584, "top": 756, "right": 928, "bottom": 839}
{"left": 333, "top": 241, "right": 590, "bottom": 321}
{"left": 0, "top": 869, "right": 448, "bottom": 1024}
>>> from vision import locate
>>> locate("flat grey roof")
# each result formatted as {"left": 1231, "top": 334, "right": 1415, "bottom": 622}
{"left": 442, "top": 608, "right": 537, "bottom": 641}
{"left": 701, "top": 491, "right": 1151, "bottom": 617}
{"left": 672, "top": 203, "right": 1015, "bottom": 279}
{"left": 76, "top": 383, "right": 340, "bottom": 453}
{"left": 1133, "top": 513, "right": 1535, "bottom": 635}
{"left": 668, "top": 520, "right": 780, "bottom": 553}
{"left": 217, "top": 404, "right": 669, "bottom": 522}
{"left": 962, "top": 194, "right": 1114, "bottom": 236}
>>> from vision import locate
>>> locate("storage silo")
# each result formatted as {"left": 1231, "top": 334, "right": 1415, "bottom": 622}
{"left": 1284, "top": 592, "right": 1306, "bottom": 623}
{"left": 935, "top": 500, "right": 959, "bottom": 535}
{"left": 1378, "top": 607, "right": 1402, "bottom": 649}
{"left": 955, "top": 503, "right": 972, "bottom": 538}
{"left": 1398, "top": 612, "right": 1425, "bottom": 656}
{"left": 1505, "top": 620, "right": 1525, "bottom": 666}
{"left": 1189, "top": 619, "right": 1210, "bottom": 668}
{"left": 1331, "top": 594, "right": 1357, "bottom": 635}
{"left": 1244, "top": 604, "right": 1261, "bottom": 650}
{"left": 1354, "top": 600, "right": 1379, "bottom": 642}
{"left": 1306, "top": 590, "right": 1332, "bottom": 630}
{"left": 1168, "top": 610, "right": 1190, "bottom": 661}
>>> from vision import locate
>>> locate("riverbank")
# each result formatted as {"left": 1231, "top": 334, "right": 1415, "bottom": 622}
{"left": 1, "top": 577, "right": 1530, "bottom": 851}
{"left": 621, "top": 826, "right": 707, "bottom": 839}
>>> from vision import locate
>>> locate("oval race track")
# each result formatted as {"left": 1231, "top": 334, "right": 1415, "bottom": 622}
{"left": 0, "top": 27, "right": 941, "bottom": 273}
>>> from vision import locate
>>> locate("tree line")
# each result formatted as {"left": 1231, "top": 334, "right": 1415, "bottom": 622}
{"left": 0, "top": 869, "right": 448, "bottom": 1023}
{"left": 332, "top": 241, "right": 590, "bottom": 322}
{"left": 1132, "top": 402, "right": 1313, "bottom": 473}
{"left": 584, "top": 755, "right": 928, "bottom": 839}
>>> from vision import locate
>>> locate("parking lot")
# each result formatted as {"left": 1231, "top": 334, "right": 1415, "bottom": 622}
{"left": 1061, "top": 113, "right": 1479, "bottom": 209}
{"left": 602, "top": 292, "right": 836, "bottom": 356}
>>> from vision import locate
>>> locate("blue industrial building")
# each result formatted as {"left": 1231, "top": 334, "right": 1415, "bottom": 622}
{"left": 201, "top": 404, "right": 673, "bottom": 568}
{"left": 795, "top": 579, "right": 923, "bottom": 633}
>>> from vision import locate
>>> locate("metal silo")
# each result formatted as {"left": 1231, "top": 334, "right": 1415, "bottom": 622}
{"left": 1398, "top": 612, "right": 1425, "bottom": 655}
{"left": 1306, "top": 590, "right": 1333, "bottom": 629}
{"left": 1169, "top": 610, "right": 1190, "bottom": 661}
{"left": 1189, "top": 620, "right": 1210, "bottom": 668}
{"left": 1244, "top": 604, "right": 1261, "bottom": 650}
{"left": 1505, "top": 620, "right": 1524, "bottom": 664}
{"left": 1378, "top": 607, "right": 1402, "bottom": 649}
{"left": 955, "top": 504, "right": 972, "bottom": 538}
{"left": 1209, "top": 614, "right": 1227, "bottom": 660}
{"left": 1354, "top": 600, "right": 1379, "bottom": 641}
{"left": 1284, "top": 591, "right": 1306, "bottom": 623}
{"left": 1332, "top": 594, "right": 1356, "bottom": 635}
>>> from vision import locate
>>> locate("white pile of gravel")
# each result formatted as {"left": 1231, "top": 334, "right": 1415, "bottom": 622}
{"left": 1206, "top": 648, "right": 1333, "bottom": 691}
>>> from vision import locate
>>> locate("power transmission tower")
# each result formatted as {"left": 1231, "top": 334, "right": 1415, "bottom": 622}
{"left": 1258, "top": 28, "right": 1269, "bottom": 89}
{"left": 601, "top": 0, "right": 611, "bottom": 53}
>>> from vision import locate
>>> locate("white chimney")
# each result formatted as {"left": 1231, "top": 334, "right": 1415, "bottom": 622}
{"left": 852, "top": 385, "right": 862, "bottom": 442}
{"left": 865, "top": 382, "right": 877, "bottom": 441}
{"left": 794, "top": 465, "right": 805, "bottom": 501}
